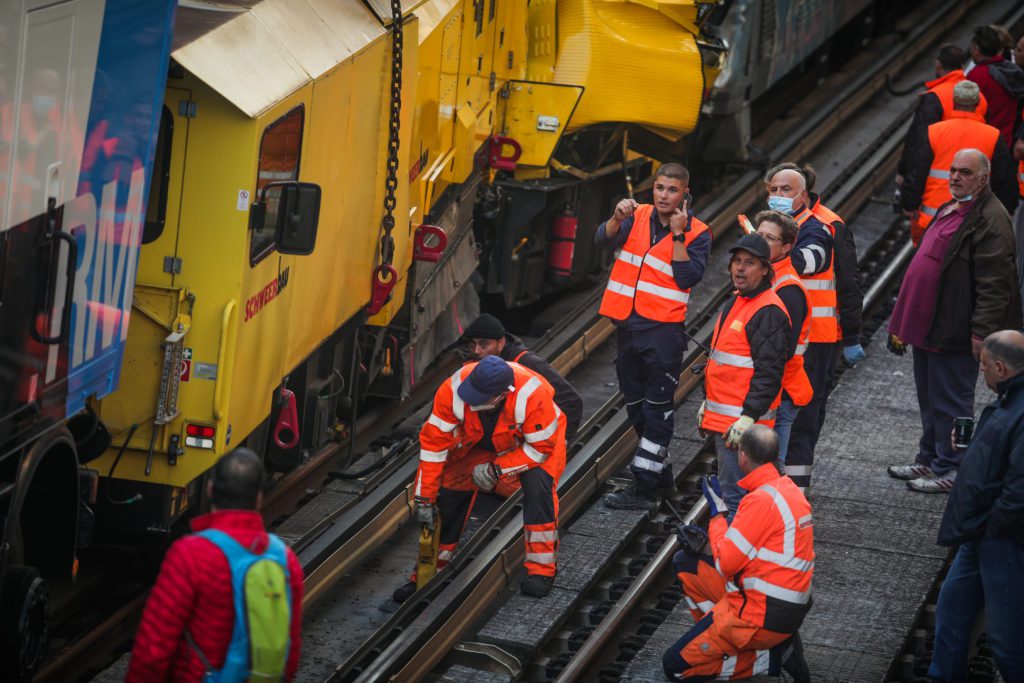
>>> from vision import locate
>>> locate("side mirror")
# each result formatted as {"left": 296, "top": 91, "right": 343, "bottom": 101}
{"left": 250, "top": 181, "right": 321, "bottom": 255}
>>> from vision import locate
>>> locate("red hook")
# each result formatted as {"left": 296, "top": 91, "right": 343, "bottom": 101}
{"left": 273, "top": 387, "right": 300, "bottom": 450}
{"left": 367, "top": 264, "right": 398, "bottom": 315}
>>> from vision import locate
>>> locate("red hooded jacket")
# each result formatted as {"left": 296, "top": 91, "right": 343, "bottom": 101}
{"left": 126, "top": 510, "right": 304, "bottom": 682}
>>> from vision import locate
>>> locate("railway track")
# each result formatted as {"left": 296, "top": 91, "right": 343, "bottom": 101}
{"left": 57, "top": 0, "right": 1012, "bottom": 679}
{"left": 309, "top": 1, "right": 1022, "bottom": 681}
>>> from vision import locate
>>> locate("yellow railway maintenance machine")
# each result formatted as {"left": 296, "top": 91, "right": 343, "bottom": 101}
{"left": 89, "top": 0, "right": 724, "bottom": 534}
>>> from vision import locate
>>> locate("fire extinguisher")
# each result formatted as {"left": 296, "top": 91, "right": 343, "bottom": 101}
{"left": 547, "top": 210, "right": 577, "bottom": 285}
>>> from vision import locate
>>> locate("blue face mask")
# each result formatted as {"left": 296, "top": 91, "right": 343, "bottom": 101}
{"left": 767, "top": 195, "right": 797, "bottom": 216}
{"left": 32, "top": 95, "right": 56, "bottom": 117}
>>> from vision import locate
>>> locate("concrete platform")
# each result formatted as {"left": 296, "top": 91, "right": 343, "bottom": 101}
{"left": 621, "top": 338, "right": 994, "bottom": 681}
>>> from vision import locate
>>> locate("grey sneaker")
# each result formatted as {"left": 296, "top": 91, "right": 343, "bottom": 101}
{"left": 907, "top": 469, "right": 957, "bottom": 493}
{"left": 888, "top": 463, "right": 931, "bottom": 480}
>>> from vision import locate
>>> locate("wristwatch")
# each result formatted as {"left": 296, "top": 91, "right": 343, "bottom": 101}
{"left": 672, "top": 232, "right": 686, "bottom": 243}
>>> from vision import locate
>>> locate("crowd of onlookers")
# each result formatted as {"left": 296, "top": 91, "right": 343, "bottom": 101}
{"left": 891, "top": 23, "right": 1024, "bottom": 682}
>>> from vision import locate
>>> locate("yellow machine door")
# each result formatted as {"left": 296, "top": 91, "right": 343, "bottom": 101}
{"left": 136, "top": 87, "right": 191, "bottom": 289}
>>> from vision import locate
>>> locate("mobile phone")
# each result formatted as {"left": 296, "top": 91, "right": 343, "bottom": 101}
{"left": 680, "top": 192, "right": 693, "bottom": 210}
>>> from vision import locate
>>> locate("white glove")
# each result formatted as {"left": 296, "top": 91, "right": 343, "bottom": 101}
{"left": 415, "top": 502, "right": 436, "bottom": 526}
{"left": 724, "top": 415, "right": 755, "bottom": 449}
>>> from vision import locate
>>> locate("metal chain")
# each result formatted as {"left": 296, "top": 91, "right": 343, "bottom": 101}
{"left": 380, "top": 0, "right": 403, "bottom": 266}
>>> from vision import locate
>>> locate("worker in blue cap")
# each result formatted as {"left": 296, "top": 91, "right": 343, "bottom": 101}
{"left": 394, "top": 356, "right": 567, "bottom": 602}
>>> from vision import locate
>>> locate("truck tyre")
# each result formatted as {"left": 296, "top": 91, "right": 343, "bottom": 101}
{"left": 0, "top": 564, "right": 49, "bottom": 681}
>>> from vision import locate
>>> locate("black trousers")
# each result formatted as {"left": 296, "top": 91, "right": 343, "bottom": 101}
{"left": 615, "top": 325, "right": 685, "bottom": 491}
{"left": 785, "top": 341, "right": 840, "bottom": 488}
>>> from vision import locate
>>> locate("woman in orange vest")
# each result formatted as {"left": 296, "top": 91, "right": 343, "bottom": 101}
{"left": 764, "top": 167, "right": 836, "bottom": 492}
{"left": 595, "top": 163, "right": 712, "bottom": 510}
{"left": 754, "top": 212, "right": 812, "bottom": 470}
{"left": 699, "top": 234, "right": 792, "bottom": 517}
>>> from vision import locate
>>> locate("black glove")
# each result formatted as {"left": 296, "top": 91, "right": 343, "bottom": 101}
{"left": 886, "top": 334, "right": 907, "bottom": 356}
{"left": 675, "top": 524, "right": 709, "bottom": 556}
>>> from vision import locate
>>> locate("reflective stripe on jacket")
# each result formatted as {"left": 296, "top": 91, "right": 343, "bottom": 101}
{"left": 702, "top": 287, "right": 789, "bottom": 432}
{"left": 914, "top": 111, "right": 1000, "bottom": 230}
{"left": 925, "top": 69, "right": 988, "bottom": 122}
{"left": 772, "top": 257, "right": 813, "bottom": 406}
{"left": 598, "top": 204, "right": 710, "bottom": 322}
{"left": 794, "top": 208, "right": 840, "bottom": 343}
{"left": 708, "top": 463, "right": 814, "bottom": 633}
{"left": 415, "top": 361, "right": 567, "bottom": 504}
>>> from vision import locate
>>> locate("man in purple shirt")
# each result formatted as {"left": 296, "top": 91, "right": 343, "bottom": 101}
{"left": 888, "top": 148, "right": 1022, "bottom": 493}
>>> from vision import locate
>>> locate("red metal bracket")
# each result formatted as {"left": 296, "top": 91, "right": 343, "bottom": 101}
{"left": 414, "top": 225, "right": 448, "bottom": 262}
{"left": 367, "top": 264, "right": 398, "bottom": 315}
{"left": 488, "top": 135, "right": 522, "bottom": 171}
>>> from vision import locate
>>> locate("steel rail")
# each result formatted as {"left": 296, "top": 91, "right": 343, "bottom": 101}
{"left": 554, "top": 209, "right": 920, "bottom": 683}
{"left": 332, "top": 18, "right": 959, "bottom": 677}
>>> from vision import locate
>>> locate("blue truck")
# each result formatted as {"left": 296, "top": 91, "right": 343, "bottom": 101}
{"left": 0, "top": 1, "right": 176, "bottom": 677}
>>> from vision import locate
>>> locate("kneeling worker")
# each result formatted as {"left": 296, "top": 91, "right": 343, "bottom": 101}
{"left": 462, "top": 313, "right": 583, "bottom": 440}
{"left": 393, "top": 356, "right": 566, "bottom": 602}
{"left": 663, "top": 425, "right": 812, "bottom": 682}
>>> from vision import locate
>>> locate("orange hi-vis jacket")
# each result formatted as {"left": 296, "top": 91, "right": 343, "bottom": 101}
{"left": 599, "top": 204, "right": 711, "bottom": 323}
{"left": 794, "top": 207, "right": 840, "bottom": 343}
{"left": 414, "top": 361, "right": 567, "bottom": 505}
{"left": 914, "top": 110, "right": 1000, "bottom": 232}
{"left": 701, "top": 287, "right": 789, "bottom": 433}
{"left": 772, "top": 257, "right": 813, "bottom": 406}
{"left": 924, "top": 69, "right": 988, "bottom": 121}
{"left": 708, "top": 463, "right": 814, "bottom": 633}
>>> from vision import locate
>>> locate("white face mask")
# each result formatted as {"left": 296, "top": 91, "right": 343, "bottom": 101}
{"left": 767, "top": 195, "right": 798, "bottom": 216}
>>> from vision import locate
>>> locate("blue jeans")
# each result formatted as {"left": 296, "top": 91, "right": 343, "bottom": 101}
{"left": 928, "top": 536, "right": 1024, "bottom": 682}
{"left": 714, "top": 435, "right": 745, "bottom": 519}
{"left": 775, "top": 398, "right": 800, "bottom": 466}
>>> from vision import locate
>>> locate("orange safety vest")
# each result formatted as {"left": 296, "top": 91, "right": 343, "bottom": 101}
{"left": 914, "top": 110, "right": 1000, "bottom": 232}
{"left": 708, "top": 463, "right": 814, "bottom": 632}
{"left": 702, "top": 287, "right": 789, "bottom": 433}
{"left": 772, "top": 257, "right": 813, "bottom": 406}
{"left": 415, "top": 361, "right": 566, "bottom": 504}
{"left": 923, "top": 70, "right": 988, "bottom": 121}
{"left": 598, "top": 204, "right": 711, "bottom": 323}
{"left": 794, "top": 208, "right": 840, "bottom": 343}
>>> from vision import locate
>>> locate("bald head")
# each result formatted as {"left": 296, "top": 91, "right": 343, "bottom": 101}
{"left": 772, "top": 169, "right": 806, "bottom": 192}
{"left": 949, "top": 149, "right": 990, "bottom": 201}
{"left": 738, "top": 424, "right": 780, "bottom": 469}
{"left": 981, "top": 330, "right": 1024, "bottom": 390}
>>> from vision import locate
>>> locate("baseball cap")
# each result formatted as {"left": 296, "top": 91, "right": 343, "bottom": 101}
{"left": 457, "top": 356, "right": 514, "bottom": 405}
{"left": 728, "top": 233, "right": 772, "bottom": 263}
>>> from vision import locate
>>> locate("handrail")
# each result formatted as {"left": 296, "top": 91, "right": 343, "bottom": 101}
{"left": 213, "top": 299, "right": 238, "bottom": 422}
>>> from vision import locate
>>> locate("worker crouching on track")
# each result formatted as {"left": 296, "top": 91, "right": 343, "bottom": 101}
{"left": 700, "top": 234, "right": 791, "bottom": 517}
{"left": 393, "top": 356, "right": 566, "bottom": 602}
{"left": 462, "top": 313, "right": 583, "bottom": 440}
{"left": 595, "top": 163, "right": 712, "bottom": 510}
{"left": 663, "top": 426, "right": 812, "bottom": 682}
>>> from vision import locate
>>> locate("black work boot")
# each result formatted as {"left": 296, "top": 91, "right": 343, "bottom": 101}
{"left": 782, "top": 633, "right": 810, "bottom": 683}
{"left": 520, "top": 574, "right": 554, "bottom": 598}
{"left": 604, "top": 481, "right": 659, "bottom": 510}
{"left": 392, "top": 581, "right": 417, "bottom": 604}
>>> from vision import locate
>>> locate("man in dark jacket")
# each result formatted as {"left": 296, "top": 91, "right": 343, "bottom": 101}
{"left": 128, "top": 449, "right": 304, "bottom": 682}
{"left": 887, "top": 149, "right": 1022, "bottom": 493}
{"left": 897, "top": 44, "right": 984, "bottom": 185}
{"left": 462, "top": 313, "right": 584, "bottom": 439}
{"left": 968, "top": 25, "right": 1024, "bottom": 147}
{"left": 698, "top": 234, "right": 791, "bottom": 516}
{"left": 928, "top": 330, "right": 1024, "bottom": 682}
